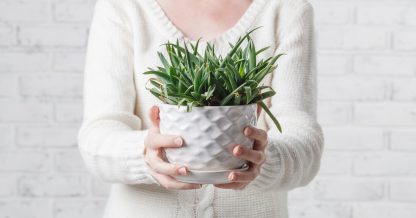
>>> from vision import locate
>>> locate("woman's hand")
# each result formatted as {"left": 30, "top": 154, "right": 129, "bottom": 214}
{"left": 144, "top": 105, "right": 202, "bottom": 190}
{"left": 214, "top": 103, "right": 268, "bottom": 190}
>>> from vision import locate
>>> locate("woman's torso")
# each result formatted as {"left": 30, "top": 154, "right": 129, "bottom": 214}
{"left": 99, "top": 0, "right": 306, "bottom": 216}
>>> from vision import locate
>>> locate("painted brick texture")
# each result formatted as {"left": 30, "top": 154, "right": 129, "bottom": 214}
{"left": 0, "top": 0, "right": 415, "bottom": 217}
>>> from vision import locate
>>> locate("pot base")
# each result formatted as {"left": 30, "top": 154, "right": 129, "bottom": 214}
{"left": 173, "top": 164, "right": 250, "bottom": 184}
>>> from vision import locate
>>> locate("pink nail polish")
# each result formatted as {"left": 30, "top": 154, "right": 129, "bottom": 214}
{"left": 234, "top": 146, "right": 242, "bottom": 155}
{"left": 174, "top": 137, "right": 183, "bottom": 146}
{"left": 228, "top": 173, "right": 235, "bottom": 181}
{"left": 178, "top": 167, "right": 187, "bottom": 175}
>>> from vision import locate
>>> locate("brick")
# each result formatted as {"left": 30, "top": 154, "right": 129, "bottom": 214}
{"left": 392, "top": 79, "right": 416, "bottom": 101}
{"left": 390, "top": 129, "right": 416, "bottom": 151}
{"left": 314, "top": 2, "right": 353, "bottom": 25}
{"left": 0, "top": 52, "right": 50, "bottom": 73}
{"left": 357, "top": 3, "right": 416, "bottom": 26}
{"left": 289, "top": 203, "right": 351, "bottom": 218}
{"left": 53, "top": 52, "right": 85, "bottom": 72}
{"left": 54, "top": 2, "right": 95, "bottom": 22}
{"left": 19, "top": 75, "right": 82, "bottom": 98}
{"left": 393, "top": 31, "right": 416, "bottom": 51}
{"left": 0, "top": 175, "right": 16, "bottom": 197}
{"left": 0, "top": 75, "right": 17, "bottom": 97}
{"left": 323, "top": 127, "right": 384, "bottom": 150}
{"left": 0, "top": 152, "right": 49, "bottom": 172}
{"left": 353, "top": 204, "right": 416, "bottom": 218}
{"left": 318, "top": 152, "right": 351, "bottom": 175}
{"left": 91, "top": 178, "right": 111, "bottom": 197}
{"left": 0, "top": 100, "right": 51, "bottom": 122}
{"left": 354, "top": 153, "right": 416, "bottom": 176}
{"left": 54, "top": 102, "right": 83, "bottom": 123}
{"left": 0, "top": 2, "right": 51, "bottom": 22}
{"left": 314, "top": 179, "right": 384, "bottom": 201}
{"left": 54, "top": 150, "right": 86, "bottom": 172}
{"left": 0, "top": 200, "right": 52, "bottom": 218}
{"left": 390, "top": 179, "right": 416, "bottom": 202}
{"left": 318, "top": 27, "right": 387, "bottom": 50}
{"left": 353, "top": 55, "right": 416, "bottom": 75}
{"left": 18, "top": 25, "right": 87, "bottom": 47}
{"left": 354, "top": 103, "right": 416, "bottom": 126}
{"left": 318, "top": 102, "right": 350, "bottom": 125}
{"left": 318, "top": 76, "right": 387, "bottom": 101}
{"left": 318, "top": 55, "right": 347, "bottom": 75}
{"left": 0, "top": 125, "right": 14, "bottom": 147}
{"left": 288, "top": 186, "right": 311, "bottom": 202}
{"left": 17, "top": 126, "right": 78, "bottom": 147}
{"left": 54, "top": 201, "right": 105, "bottom": 218}
{"left": 19, "top": 175, "right": 87, "bottom": 197}
{"left": 0, "top": 23, "right": 15, "bottom": 46}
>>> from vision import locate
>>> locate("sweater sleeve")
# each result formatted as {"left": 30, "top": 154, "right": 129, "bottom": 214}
{"left": 77, "top": 0, "right": 158, "bottom": 185}
{"left": 245, "top": 2, "right": 324, "bottom": 192}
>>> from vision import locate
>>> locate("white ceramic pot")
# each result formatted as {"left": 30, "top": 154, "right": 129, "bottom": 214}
{"left": 158, "top": 103, "right": 257, "bottom": 184}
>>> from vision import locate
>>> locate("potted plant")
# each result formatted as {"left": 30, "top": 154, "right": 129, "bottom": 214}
{"left": 144, "top": 27, "right": 284, "bottom": 184}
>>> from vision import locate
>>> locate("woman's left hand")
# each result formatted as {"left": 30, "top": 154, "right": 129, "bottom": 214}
{"left": 214, "top": 124, "right": 268, "bottom": 190}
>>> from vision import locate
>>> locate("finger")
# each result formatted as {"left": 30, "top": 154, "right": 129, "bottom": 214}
{"left": 252, "top": 137, "right": 268, "bottom": 151}
{"left": 227, "top": 166, "right": 259, "bottom": 182}
{"left": 244, "top": 126, "right": 268, "bottom": 150}
{"left": 145, "top": 149, "right": 187, "bottom": 176}
{"left": 232, "top": 145, "right": 266, "bottom": 165}
{"left": 146, "top": 132, "right": 184, "bottom": 149}
{"left": 149, "top": 169, "right": 202, "bottom": 190}
{"left": 149, "top": 105, "right": 160, "bottom": 129}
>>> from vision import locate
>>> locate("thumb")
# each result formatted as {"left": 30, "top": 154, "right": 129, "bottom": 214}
{"left": 149, "top": 105, "right": 160, "bottom": 129}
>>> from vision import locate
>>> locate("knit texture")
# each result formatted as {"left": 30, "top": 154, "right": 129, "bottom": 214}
{"left": 77, "top": 0, "right": 324, "bottom": 217}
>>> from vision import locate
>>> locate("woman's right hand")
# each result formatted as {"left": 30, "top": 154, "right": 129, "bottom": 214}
{"left": 143, "top": 105, "right": 202, "bottom": 190}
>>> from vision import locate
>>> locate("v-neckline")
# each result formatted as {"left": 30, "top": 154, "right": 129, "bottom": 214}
{"left": 142, "top": 0, "right": 268, "bottom": 44}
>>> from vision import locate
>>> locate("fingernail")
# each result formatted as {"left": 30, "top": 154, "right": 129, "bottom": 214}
{"left": 234, "top": 146, "right": 242, "bottom": 155}
{"left": 228, "top": 173, "right": 235, "bottom": 181}
{"left": 178, "top": 167, "right": 187, "bottom": 175}
{"left": 195, "top": 184, "right": 202, "bottom": 189}
{"left": 174, "top": 137, "right": 183, "bottom": 146}
{"left": 244, "top": 127, "right": 252, "bottom": 136}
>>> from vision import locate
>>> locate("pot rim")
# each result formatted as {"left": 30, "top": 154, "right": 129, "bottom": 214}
{"left": 158, "top": 102, "right": 258, "bottom": 108}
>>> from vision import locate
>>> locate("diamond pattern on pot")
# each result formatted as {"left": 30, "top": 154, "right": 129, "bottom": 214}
{"left": 159, "top": 103, "right": 257, "bottom": 171}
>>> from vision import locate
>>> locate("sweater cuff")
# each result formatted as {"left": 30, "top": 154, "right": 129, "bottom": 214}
{"left": 123, "top": 129, "right": 159, "bottom": 184}
{"left": 245, "top": 133, "right": 283, "bottom": 192}
{"left": 79, "top": 126, "right": 159, "bottom": 185}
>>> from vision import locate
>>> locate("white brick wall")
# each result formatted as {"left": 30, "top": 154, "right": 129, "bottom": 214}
{"left": 0, "top": 0, "right": 415, "bottom": 217}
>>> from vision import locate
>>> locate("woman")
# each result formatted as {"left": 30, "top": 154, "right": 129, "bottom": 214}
{"left": 78, "top": 0, "right": 324, "bottom": 217}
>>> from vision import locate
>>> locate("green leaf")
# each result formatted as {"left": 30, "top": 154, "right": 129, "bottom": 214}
{"left": 248, "top": 39, "right": 256, "bottom": 71}
{"left": 244, "top": 86, "right": 252, "bottom": 104}
{"left": 143, "top": 70, "right": 171, "bottom": 83}
{"left": 157, "top": 51, "right": 170, "bottom": 69}
{"left": 259, "top": 101, "right": 282, "bottom": 133}
{"left": 255, "top": 46, "right": 270, "bottom": 56}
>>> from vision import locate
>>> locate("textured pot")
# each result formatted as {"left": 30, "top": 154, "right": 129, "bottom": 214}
{"left": 159, "top": 103, "right": 257, "bottom": 183}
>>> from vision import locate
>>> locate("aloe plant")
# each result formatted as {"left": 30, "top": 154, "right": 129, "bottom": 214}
{"left": 144, "top": 27, "right": 284, "bottom": 133}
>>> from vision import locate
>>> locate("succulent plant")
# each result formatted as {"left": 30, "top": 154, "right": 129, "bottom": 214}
{"left": 144, "top": 27, "right": 284, "bottom": 133}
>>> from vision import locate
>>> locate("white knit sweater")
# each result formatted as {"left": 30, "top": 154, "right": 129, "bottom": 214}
{"left": 78, "top": 0, "right": 324, "bottom": 217}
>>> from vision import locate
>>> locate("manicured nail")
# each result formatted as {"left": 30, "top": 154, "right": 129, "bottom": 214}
{"left": 228, "top": 173, "right": 235, "bottom": 181}
{"left": 234, "top": 146, "right": 242, "bottom": 155}
{"left": 178, "top": 167, "right": 187, "bottom": 175}
{"left": 244, "top": 127, "right": 252, "bottom": 136}
{"left": 174, "top": 137, "right": 183, "bottom": 146}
